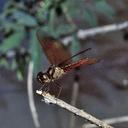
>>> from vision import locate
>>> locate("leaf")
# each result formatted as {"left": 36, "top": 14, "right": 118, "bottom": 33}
{"left": 2, "top": 21, "right": 24, "bottom": 33}
{"left": 64, "top": 0, "right": 79, "bottom": 17}
{"left": 15, "top": 51, "right": 29, "bottom": 80}
{"left": 48, "top": 9, "right": 56, "bottom": 35}
{"left": 83, "top": 9, "right": 98, "bottom": 27}
{"left": 17, "top": 69, "right": 24, "bottom": 81}
{"left": 0, "top": 31, "right": 25, "bottom": 53}
{"left": 70, "top": 35, "right": 81, "bottom": 61}
{"left": 55, "top": 24, "right": 75, "bottom": 37}
{"left": 13, "top": 11, "right": 37, "bottom": 27}
{"left": 0, "top": 58, "right": 9, "bottom": 68}
{"left": 36, "top": 0, "right": 53, "bottom": 22}
{"left": 0, "top": 14, "right": 21, "bottom": 32}
{"left": 11, "top": 59, "right": 17, "bottom": 70}
{"left": 95, "top": 0, "right": 116, "bottom": 18}
{"left": 16, "top": 61, "right": 25, "bottom": 81}
{"left": 29, "top": 30, "right": 42, "bottom": 74}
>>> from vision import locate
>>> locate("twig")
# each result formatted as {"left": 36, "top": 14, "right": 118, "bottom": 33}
{"left": 62, "top": 21, "right": 128, "bottom": 44}
{"left": 36, "top": 90, "right": 114, "bottom": 128}
{"left": 82, "top": 115, "right": 128, "bottom": 128}
{"left": 27, "top": 61, "right": 40, "bottom": 128}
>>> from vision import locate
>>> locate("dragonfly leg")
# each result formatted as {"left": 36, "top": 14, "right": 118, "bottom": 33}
{"left": 44, "top": 84, "right": 50, "bottom": 93}
{"left": 39, "top": 84, "right": 50, "bottom": 94}
{"left": 39, "top": 85, "right": 44, "bottom": 91}
{"left": 55, "top": 82, "right": 62, "bottom": 98}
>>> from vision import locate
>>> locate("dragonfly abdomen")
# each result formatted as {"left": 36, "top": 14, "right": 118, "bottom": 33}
{"left": 62, "top": 58, "right": 98, "bottom": 72}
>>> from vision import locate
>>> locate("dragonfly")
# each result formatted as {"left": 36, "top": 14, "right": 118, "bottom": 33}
{"left": 36, "top": 30, "right": 98, "bottom": 96}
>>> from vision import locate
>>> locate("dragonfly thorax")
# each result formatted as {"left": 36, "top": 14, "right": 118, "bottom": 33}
{"left": 37, "top": 66, "right": 65, "bottom": 84}
{"left": 51, "top": 66, "right": 65, "bottom": 79}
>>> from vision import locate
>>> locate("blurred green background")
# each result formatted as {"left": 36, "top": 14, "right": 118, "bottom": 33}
{"left": 0, "top": 0, "right": 128, "bottom": 128}
{"left": 0, "top": 0, "right": 116, "bottom": 80}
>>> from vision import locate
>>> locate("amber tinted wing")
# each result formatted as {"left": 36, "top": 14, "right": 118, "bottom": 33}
{"left": 37, "top": 31, "right": 71, "bottom": 65}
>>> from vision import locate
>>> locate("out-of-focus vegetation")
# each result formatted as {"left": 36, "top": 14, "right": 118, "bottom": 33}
{"left": 0, "top": 0, "right": 116, "bottom": 80}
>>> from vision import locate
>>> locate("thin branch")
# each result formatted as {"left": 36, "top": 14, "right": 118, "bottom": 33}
{"left": 27, "top": 61, "right": 40, "bottom": 128}
{"left": 82, "top": 115, "right": 128, "bottom": 128}
{"left": 62, "top": 21, "right": 128, "bottom": 44}
{"left": 36, "top": 90, "right": 114, "bottom": 128}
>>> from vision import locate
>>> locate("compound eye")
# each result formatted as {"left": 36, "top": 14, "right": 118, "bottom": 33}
{"left": 43, "top": 74, "right": 47, "bottom": 80}
{"left": 49, "top": 69, "right": 53, "bottom": 75}
{"left": 37, "top": 72, "right": 44, "bottom": 84}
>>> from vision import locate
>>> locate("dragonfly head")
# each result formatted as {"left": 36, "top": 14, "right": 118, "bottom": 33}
{"left": 37, "top": 72, "right": 50, "bottom": 84}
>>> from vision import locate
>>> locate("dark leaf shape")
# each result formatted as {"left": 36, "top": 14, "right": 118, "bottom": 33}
{"left": 95, "top": 0, "right": 116, "bottom": 19}
{"left": 84, "top": 9, "right": 98, "bottom": 27}
{"left": 13, "top": 11, "right": 37, "bottom": 27}
{"left": 70, "top": 36, "right": 81, "bottom": 61}
{"left": 29, "top": 30, "right": 42, "bottom": 74}
{"left": 0, "top": 31, "right": 25, "bottom": 53}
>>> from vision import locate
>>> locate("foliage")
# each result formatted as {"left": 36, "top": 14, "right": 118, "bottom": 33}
{"left": 0, "top": 0, "right": 116, "bottom": 80}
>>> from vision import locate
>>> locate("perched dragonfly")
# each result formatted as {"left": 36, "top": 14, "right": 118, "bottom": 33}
{"left": 36, "top": 30, "right": 98, "bottom": 95}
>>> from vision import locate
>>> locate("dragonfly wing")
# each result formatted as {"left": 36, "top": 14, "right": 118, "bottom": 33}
{"left": 37, "top": 30, "right": 71, "bottom": 65}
